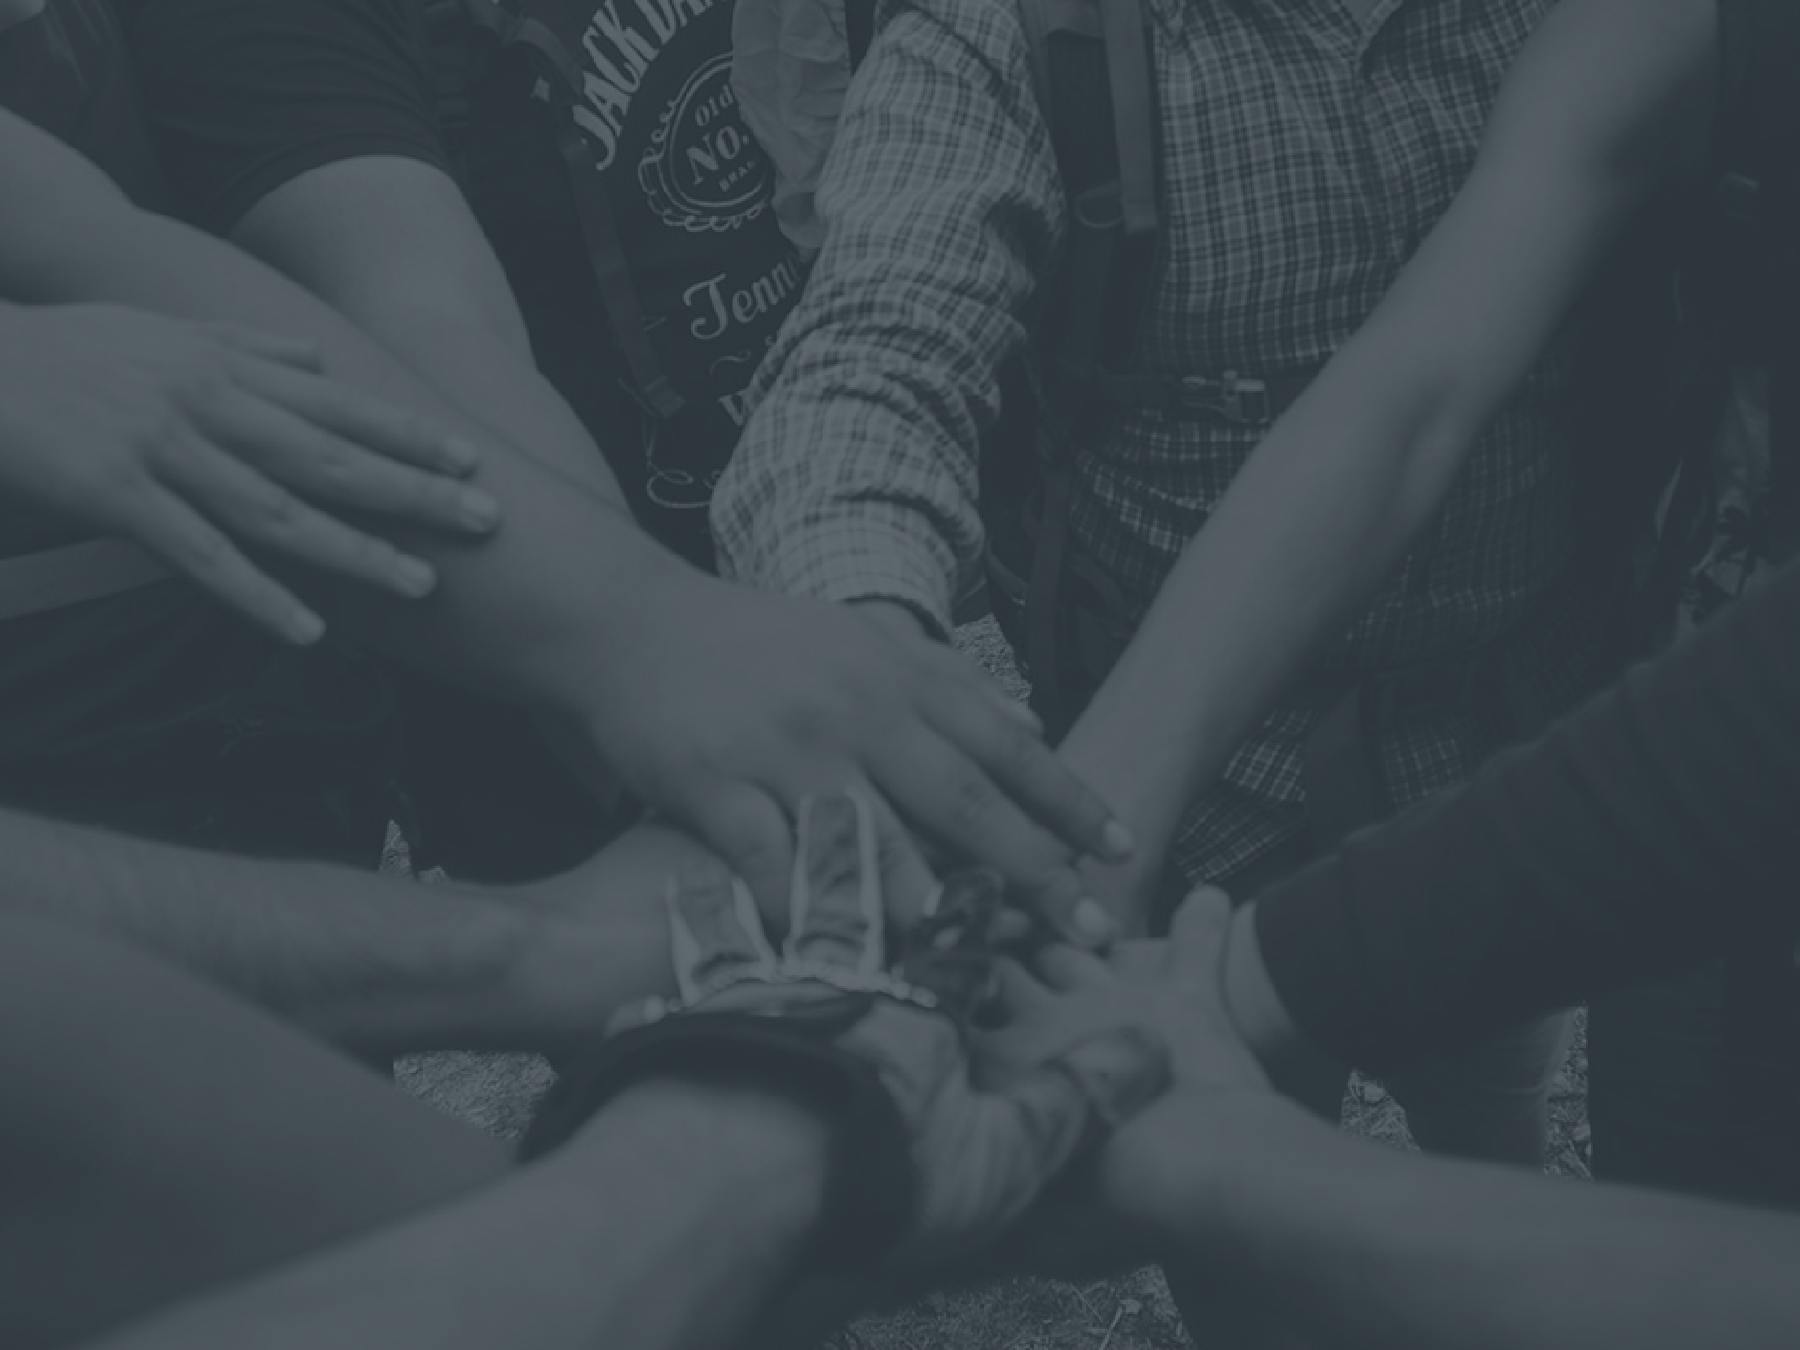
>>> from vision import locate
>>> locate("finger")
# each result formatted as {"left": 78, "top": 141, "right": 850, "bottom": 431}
{"left": 154, "top": 438, "right": 444, "bottom": 601}
{"left": 914, "top": 639, "right": 1041, "bottom": 731}
{"left": 993, "top": 692, "right": 1044, "bottom": 734}
{"left": 986, "top": 907, "right": 1036, "bottom": 948}
{"left": 989, "top": 957, "right": 1056, "bottom": 1020}
{"left": 896, "top": 868, "right": 1006, "bottom": 1018}
{"left": 123, "top": 486, "right": 325, "bottom": 645}
{"left": 1050, "top": 1025, "right": 1172, "bottom": 1130}
{"left": 203, "top": 322, "right": 325, "bottom": 373}
{"left": 873, "top": 728, "right": 1116, "bottom": 949}
{"left": 910, "top": 868, "right": 1006, "bottom": 954}
{"left": 1106, "top": 937, "right": 1168, "bottom": 983}
{"left": 955, "top": 668, "right": 1044, "bottom": 735}
{"left": 862, "top": 788, "right": 941, "bottom": 931}
{"left": 1030, "top": 943, "right": 1112, "bottom": 993}
{"left": 230, "top": 356, "right": 481, "bottom": 477}
{"left": 664, "top": 864, "right": 780, "bottom": 1004}
{"left": 916, "top": 660, "right": 1133, "bottom": 865}
{"left": 963, "top": 1053, "right": 1117, "bottom": 1222}
{"left": 1169, "top": 886, "right": 1235, "bottom": 981}
{"left": 213, "top": 380, "right": 497, "bottom": 528}
{"left": 605, "top": 991, "right": 678, "bottom": 1037}
{"left": 683, "top": 782, "right": 795, "bottom": 927}
{"left": 785, "top": 790, "right": 883, "bottom": 974}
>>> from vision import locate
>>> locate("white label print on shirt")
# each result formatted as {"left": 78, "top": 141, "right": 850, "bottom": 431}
{"left": 563, "top": 0, "right": 802, "bottom": 529}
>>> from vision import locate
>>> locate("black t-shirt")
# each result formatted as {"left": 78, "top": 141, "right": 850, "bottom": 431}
{"left": 131, "top": 0, "right": 804, "bottom": 569}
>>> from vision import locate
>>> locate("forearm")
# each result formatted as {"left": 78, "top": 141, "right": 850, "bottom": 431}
{"left": 713, "top": 7, "right": 1058, "bottom": 628}
{"left": 91, "top": 1081, "right": 828, "bottom": 1350}
{"left": 324, "top": 285, "right": 626, "bottom": 510}
{"left": 1059, "top": 345, "right": 1476, "bottom": 866}
{"left": 1140, "top": 1097, "right": 1800, "bottom": 1350}
{"left": 0, "top": 807, "right": 687, "bottom": 1058}
{"left": 1059, "top": 0, "right": 1715, "bottom": 877}
{"left": 1244, "top": 557, "right": 1800, "bottom": 1074}
{"left": 229, "top": 159, "right": 629, "bottom": 510}
{"left": 0, "top": 114, "right": 680, "bottom": 720}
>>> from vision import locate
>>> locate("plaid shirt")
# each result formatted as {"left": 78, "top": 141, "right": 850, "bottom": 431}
{"left": 715, "top": 0, "right": 1606, "bottom": 884}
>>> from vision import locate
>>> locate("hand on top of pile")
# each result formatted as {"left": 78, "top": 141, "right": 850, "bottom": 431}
{"left": 582, "top": 577, "right": 1135, "bottom": 947}
{"left": 0, "top": 302, "right": 498, "bottom": 643}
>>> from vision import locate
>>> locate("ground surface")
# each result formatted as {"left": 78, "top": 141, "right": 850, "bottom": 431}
{"left": 395, "top": 616, "right": 1593, "bottom": 1350}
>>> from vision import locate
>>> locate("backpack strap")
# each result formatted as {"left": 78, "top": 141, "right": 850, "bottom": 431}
{"left": 844, "top": 0, "right": 877, "bottom": 69}
{"left": 1008, "top": 0, "right": 1159, "bottom": 736}
{"left": 425, "top": 0, "right": 684, "bottom": 421}
{"left": 0, "top": 538, "right": 171, "bottom": 623}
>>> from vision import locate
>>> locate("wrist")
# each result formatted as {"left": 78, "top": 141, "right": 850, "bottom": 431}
{"left": 578, "top": 1077, "right": 832, "bottom": 1245}
{"left": 1224, "top": 902, "right": 1345, "bottom": 1095}
{"left": 501, "top": 846, "right": 693, "bottom": 1056}
{"left": 561, "top": 534, "right": 702, "bottom": 719}
{"left": 1060, "top": 642, "right": 1242, "bottom": 849}
{"left": 1221, "top": 903, "right": 1301, "bottom": 1065}
{"left": 851, "top": 595, "right": 944, "bottom": 644}
{"left": 1058, "top": 712, "right": 1185, "bottom": 880}
{"left": 1104, "top": 1090, "right": 1326, "bottom": 1260}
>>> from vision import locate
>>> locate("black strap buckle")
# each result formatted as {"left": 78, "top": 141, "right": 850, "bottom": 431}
{"left": 1173, "top": 371, "right": 1271, "bottom": 424}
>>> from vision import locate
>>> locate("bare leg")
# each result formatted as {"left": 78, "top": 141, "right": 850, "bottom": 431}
{"left": 0, "top": 915, "right": 512, "bottom": 1350}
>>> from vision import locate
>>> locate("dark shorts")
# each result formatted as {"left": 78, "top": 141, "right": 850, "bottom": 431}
{"left": 390, "top": 678, "right": 630, "bottom": 884}
{"left": 5, "top": 642, "right": 401, "bottom": 869}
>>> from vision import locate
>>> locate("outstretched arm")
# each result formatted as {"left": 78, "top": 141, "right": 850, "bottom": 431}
{"left": 1119, "top": 1092, "right": 1800, "bottom": 1350}
{"left": 1061, "top": 0, "right": 1721, "bottom": 911}
{"left": 0, "top": 102, "right": 679, "bottom": 718}
{"left": 1225, "top": 536, "right": 1800, "bottom": 1082}
{"left": 0, "top": 106, "right": 1122, "bottom": 934}
{"left": 1002, "top": 891, "right": 1800, "bottom": 1350}
{"left": 0, "top": 802, "right": 722, "bottom": 1060}
{"left": 86, "top": 1080, "right": 830, "bottom": 1350}
{"left": 130, "top": 0, "right": 628, "bottom": 508}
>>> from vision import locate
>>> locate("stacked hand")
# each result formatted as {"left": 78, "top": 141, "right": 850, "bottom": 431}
{"left": 0, "top": 302, "right": 498, "bottom": 643}
{"left": 971, "top": 887, "right": 1279, "bottom": 1276}
{"left": 524, "top": 790, "right": 1170, "bottom": 1280}
{"left": 586, "top": 578, "right": 1136, "bottom": 945}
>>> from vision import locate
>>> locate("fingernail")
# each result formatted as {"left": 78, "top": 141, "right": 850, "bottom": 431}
{"left": 288, "top": 610, "right": 326, "bottom": 645}
{"left": 396, "top": 557, "right": 436, "bottom": 597}
{"left": 1072, "top": 899, "right": 1117, "bottom": 946}
{"left": 1101, "top": 819, "right": 1136, "bottom": 861}
{"left": 459, "top": 488, "right": 502, "bottom": 530}
{"left": 443, "top": 437, "right": 481, "bottom": 474}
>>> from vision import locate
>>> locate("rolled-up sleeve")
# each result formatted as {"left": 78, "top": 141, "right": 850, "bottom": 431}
{"left": 712, "top": 0, "right": 1065, "bottom": 632}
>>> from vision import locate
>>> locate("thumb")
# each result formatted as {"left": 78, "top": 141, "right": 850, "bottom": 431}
{"left": 1168, "top": 885, "right": 1235, "bottom": 981}
{"left": 988, "top": 1025, "right": 1171, "bottom": 1192}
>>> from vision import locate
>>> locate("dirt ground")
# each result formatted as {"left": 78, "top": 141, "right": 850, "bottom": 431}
{"left": 396, "top": 615, "right": 1593, "bottom": 1350}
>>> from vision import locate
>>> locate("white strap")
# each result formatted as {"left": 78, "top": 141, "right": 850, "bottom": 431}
{"left": 0, "top": 537, "right": 172, "bottom": 621}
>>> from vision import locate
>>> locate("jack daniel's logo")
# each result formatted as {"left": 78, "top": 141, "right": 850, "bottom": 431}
{"left": 570, "top": 0, "right": 770, "bottom": 231}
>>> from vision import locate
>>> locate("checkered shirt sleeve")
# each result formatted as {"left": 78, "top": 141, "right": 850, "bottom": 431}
{"left": 710, "top": 0, "right": 1060, "bottom": 634}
